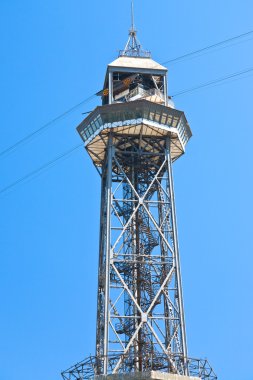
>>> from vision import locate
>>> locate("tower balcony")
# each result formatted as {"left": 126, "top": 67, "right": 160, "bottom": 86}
{"left": 77, "top": 99, "right": 192, "bottom": 167}
{"left": 124, "top": 84, "right": 165, "bottom": 104}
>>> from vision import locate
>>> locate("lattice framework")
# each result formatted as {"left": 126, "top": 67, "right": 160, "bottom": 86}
{"left": 95, "top": 133, "right": 187, "bottom": 375}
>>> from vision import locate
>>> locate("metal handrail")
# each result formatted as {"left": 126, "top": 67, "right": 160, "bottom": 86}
{"left": 61, "top": 353, "right": 217, "bottom": 380}
{"left": 127, "top": 86, "right": 164, "bottom": 101}
{"left": 119, "top": 49, "right": 151, "bottom": 58}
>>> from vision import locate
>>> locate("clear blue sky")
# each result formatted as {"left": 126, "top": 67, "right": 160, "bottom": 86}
{"left": 1, "top": 1, "right": 253, "bottom": 380}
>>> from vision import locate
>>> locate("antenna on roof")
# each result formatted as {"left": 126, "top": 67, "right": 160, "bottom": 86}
{"left": 131, "top": 0, "right": 135, "bottom": 31}
{"left": 119, "top": 0, "right": 151, "bottom": 58}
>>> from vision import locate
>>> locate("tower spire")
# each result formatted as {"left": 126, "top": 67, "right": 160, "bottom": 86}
{"left": 119, "top": 0, "right": 151, "bottom": 58}
{"left": 131, "top": 0, "right": 135, "bottom": 31}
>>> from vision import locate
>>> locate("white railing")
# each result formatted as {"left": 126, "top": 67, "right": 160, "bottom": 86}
{"left": 127, "top": 86, "right": 164, "bottom": 101}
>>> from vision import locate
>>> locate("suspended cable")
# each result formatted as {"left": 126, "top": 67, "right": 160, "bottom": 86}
{"left": 162, "top": 30, "right": 253, "bottom": 66}
{"left": 2, "top": 30, "right": 252, "bottom": 161}
{"left": 0, "top": 143, "right": 82, "bottom": 196}
{"left": 0, "top": 94, "right": 96, "bottom": 159}
{"left": 0, "top": 59, "right": 253, "bottom": 195}
{"left": 1, "top": 64, "right": 253, "bottom": 196}
{"left": 171, "top": 66, "right": 253, "bottom": 97}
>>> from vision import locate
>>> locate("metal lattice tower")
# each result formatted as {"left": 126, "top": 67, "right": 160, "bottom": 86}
{"left": 62, "top": 5, "right": 217, "bottom": 380}
{"left": 119, "top": 1, "right": 150, "bottom": 58}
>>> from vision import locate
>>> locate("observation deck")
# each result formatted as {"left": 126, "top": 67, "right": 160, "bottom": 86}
{"left": 77, "top": 99, "right": 191, "bottom": 167}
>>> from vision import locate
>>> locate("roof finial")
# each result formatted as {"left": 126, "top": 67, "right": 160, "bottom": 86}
{"left": 119, "top": 0, "right": 151, "bottom": 58}
{"left": 131, "top": 0, "right": 135, "bottom": 31}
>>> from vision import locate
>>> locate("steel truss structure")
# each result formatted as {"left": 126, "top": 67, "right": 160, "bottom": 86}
{"left": 61, "top": 134, "right": 217, "bottom": 380}
{"left": 96, "top": 133, "right": 187, "bottom": 375}
{"left": 63, "top": 12, "right": 217, "bottom": 379}
{"left": 62, "top": 131, "right": 217, "bottom": 380}
{"left": 119, "top": 1, "right": 151, "bottom": 58}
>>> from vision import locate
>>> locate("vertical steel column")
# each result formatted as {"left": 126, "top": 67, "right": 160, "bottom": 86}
{"left": 95, "top": 168, "right": 106, "bottom": 363}
{"left": 163, "top": 75, "right": 168, "bottom": 106}
{"left": 165, "top": 137, "right": 188, "bottom": 374}
{"left": 103, "top": 134, "right": 113, "bottom": 374}
{"left": 108, "top": 71, "right": 113, "bottom": 105}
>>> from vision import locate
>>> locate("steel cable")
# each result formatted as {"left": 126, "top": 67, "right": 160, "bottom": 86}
{"left": 0, "top": 143, "right": 83, "bottom": 196}
{"left": 1, "top": 29, "right": 252, "bottom": 160}
{"left": 171, "top": 66, "right": 253, "bottom": 97}
{"left": 162, "top": 30, "right": 253, "bottom": 66}
{"left": 1, "top": 65, "right": 252, "bottom": 196}
{"left": 0, "top": 94, "right": 95, "bottom": 158}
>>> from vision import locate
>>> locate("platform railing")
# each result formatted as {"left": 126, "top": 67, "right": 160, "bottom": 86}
{"left": 119, "top": 49, "right": 151, "bottom": 58}
{"left": 126, "top": 86, "right": 165, "bottom": 102}
{"left": 61, "top": 353, "right": 217, "bottom": 380}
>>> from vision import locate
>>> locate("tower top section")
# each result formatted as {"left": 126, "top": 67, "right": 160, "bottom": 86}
{"left": 119, "top": 0, "right": 151, "bottom": 58}
{"left": 97, "top": 1, "right": 168, "bottom": 106}
{"left": 77, "top": 1, "right": 192, "bottom": 168}
{"left": 100, "top": 55, "right": 168, "bottom": 106}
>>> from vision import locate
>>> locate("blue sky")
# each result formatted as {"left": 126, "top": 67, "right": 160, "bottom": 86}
{"left": 1, "top": 1, "right": 253, "bottom": 380}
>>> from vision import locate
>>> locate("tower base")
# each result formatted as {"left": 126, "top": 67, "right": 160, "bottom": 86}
{"left": 95, "top": 371, "right": 199, "bottom": 380}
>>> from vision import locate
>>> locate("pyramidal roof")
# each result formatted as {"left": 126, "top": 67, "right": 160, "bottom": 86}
{"left": 108, "top": 56, "right": 167, "bottom": 72}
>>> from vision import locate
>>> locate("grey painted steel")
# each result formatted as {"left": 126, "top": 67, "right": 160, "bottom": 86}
{"left": 93, "top": 133, "right": 190, "bottom": 375}
{"left": 163, "top": 76, "right": 168, "bottom": 107}
{"left": 109, "top": 72, "right": 113, "bottom": 105}
{"left": 104, "top": 135, "right": 113, "bottom": 374}
{"left": 63, "top": 34, "right": 217, "bottom": 380}
{"left": 119, "top": 5, "right": 151, "bottom": 59}
{"left": 95, "top": 371, "right": 199, "bottom": 380}
{"left": 131, "top": 0, "right": 135, "bottom": 32}
{"left": 166, "top": 138, "right": 188, "bottom": 375}
{"left": 61, "top": 354, "right": 217, "bottom": 380}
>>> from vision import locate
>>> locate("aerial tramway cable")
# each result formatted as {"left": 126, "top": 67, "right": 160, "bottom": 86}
{"left": 0, "top": 95, "right": 96, "bottom": 159}
{"left": 1, "top": 65, "right": 252, "bottom": 196}
{"left": 0, "top": 29, "right": 252, "bottom": 160}
{"left": 162, "top": 29, "right": 253, "bottom": 66}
